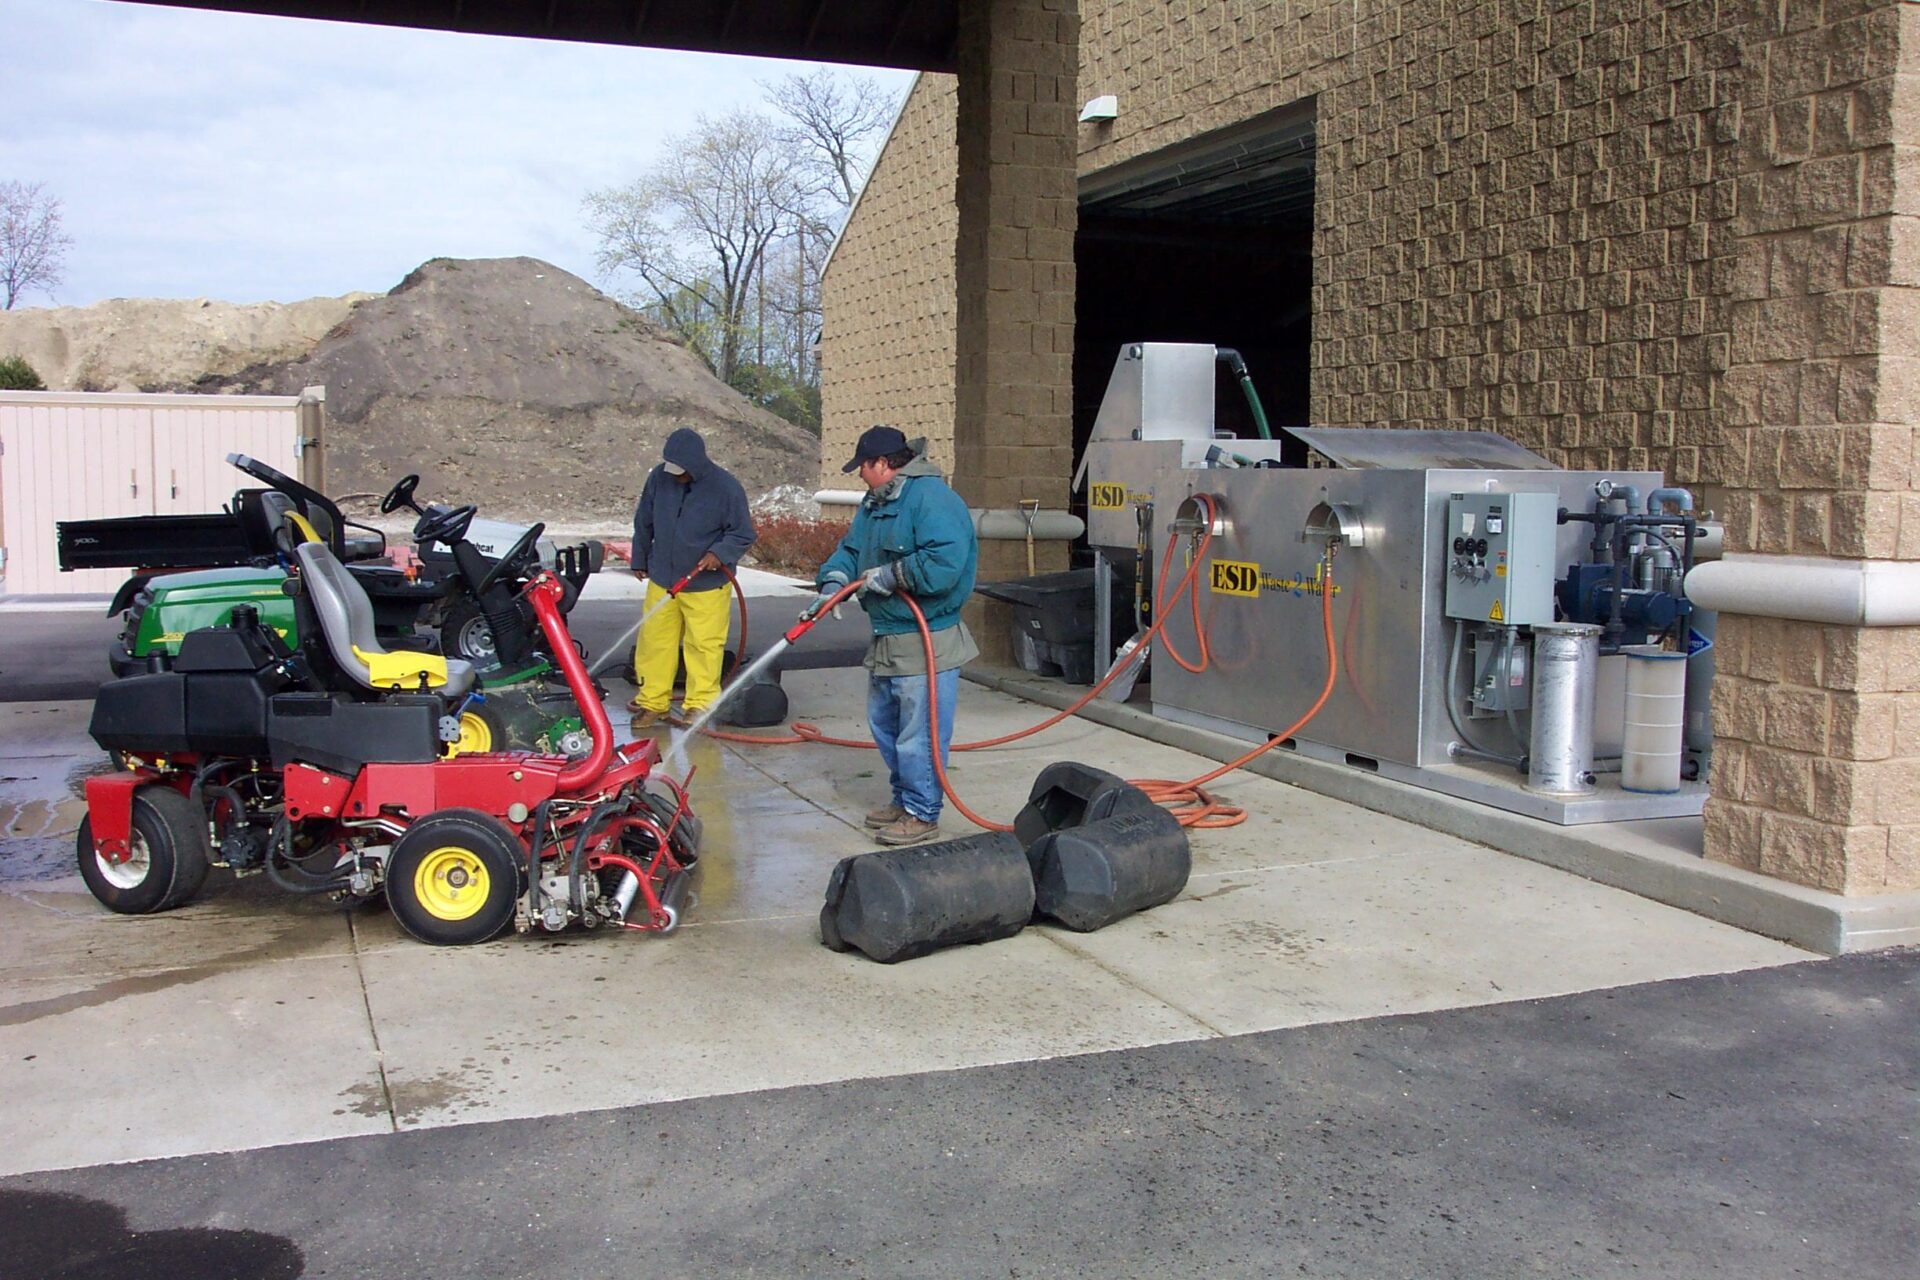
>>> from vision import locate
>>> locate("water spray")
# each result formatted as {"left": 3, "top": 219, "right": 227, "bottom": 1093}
{"left": 586, "top": 566, "right": 700, "bottom": 678}
{"left": 660, "top": 579, "right": 863, "bottom": 776}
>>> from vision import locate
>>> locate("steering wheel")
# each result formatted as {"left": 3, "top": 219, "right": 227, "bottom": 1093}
{"left": 414, "top": 503, "right": 477, "bottom": 547}
{"left": 380, "top": 474, "right": 422, "bottom": 515}
{"left": 476, "top": 522, "right": 545, "bottom": 597}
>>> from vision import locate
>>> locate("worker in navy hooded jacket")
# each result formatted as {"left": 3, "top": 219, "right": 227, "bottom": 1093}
{"left": 811, "top": 426, "right": 979, "bottom": 846}
{"left": 629, "top": 427, "right": 756, "bottom": 729}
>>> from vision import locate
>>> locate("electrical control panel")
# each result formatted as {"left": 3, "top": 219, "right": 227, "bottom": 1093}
{"left": 1443, "top": 491, "right": 1559, "bottom": 626}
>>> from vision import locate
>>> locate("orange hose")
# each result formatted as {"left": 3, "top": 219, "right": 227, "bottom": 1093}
{"left": 701, "top": 510, "right": 1343, "bottom": 833}
{"left": 1128, "top": 551, "right": 1339, "bottom": 827}
{"left": 1152, "top": 506, "right": 1214, "bottom": 674}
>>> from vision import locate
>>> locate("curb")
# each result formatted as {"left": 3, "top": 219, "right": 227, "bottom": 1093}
{"left": 963, "top": 665, "right": 1920, "bottom": 956}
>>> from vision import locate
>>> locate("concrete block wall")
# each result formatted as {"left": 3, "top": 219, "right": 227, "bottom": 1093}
{"left": 953, "top": 0, "right": 1080, "bottom": 562}
{"left": 819, "top": 75, "right": 961, "bottom": 482}
{"left": 819, "top": 0, "right": 1920, "bottom": 894}
{"left": 1707, "top": 619, "right": 1920, "bottom": 893}
{"left": 1704, "top": 0, "right": 1920, "bottom": 894}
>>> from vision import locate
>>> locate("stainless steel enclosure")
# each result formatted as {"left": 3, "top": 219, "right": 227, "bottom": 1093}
{"left": 1129, "top": 459, "right": 1664, "bottom": 762}
{"left": 1080, "top": 342, "right": 1708, "bottom": 824}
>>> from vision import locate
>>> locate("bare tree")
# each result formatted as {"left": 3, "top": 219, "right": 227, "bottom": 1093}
{"left": 763, "top": 68, "right": 898, "bottom": 208}
{"left": 586, "top": 110, "right": 815, "bottom": 385}
{"left": 0, "top": 181, "right": 73, "bottom": 310}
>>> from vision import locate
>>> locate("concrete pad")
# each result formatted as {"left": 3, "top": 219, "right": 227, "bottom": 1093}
{"left": 0, "top": 882, "right": 355, "bottom": 986}
{"left": 1063, "top": 844, "right": 1806, "bottom": 1035}
{"left": 972, "top": 666, "right": 1920, "bottom": 954}
{"left": 356, "top": 912, "right": 1213, "bottom": 1132}
{"left": 0, "top": 952, "right": 388, "bottom": 1176}
{"left": 0, "top": 675, "right": 1821, "bottom": 1179}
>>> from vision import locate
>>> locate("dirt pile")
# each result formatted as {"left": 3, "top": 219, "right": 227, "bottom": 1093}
{"left": 0, "top": 293, "right": 368, "bottom": 392}
{"left": 0, "top": 258, "right": 820, "bottom": 525}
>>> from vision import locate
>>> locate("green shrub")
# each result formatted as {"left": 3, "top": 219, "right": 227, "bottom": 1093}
{"left": 0, "top": 355, "right": 45, "bottom": 390}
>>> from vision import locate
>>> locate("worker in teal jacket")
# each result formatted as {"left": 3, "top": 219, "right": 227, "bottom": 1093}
{"left": 812, "top": 426, "right": 979, "bottom": 846}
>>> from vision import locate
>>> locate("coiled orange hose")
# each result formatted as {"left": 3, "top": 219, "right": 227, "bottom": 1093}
{"left": 701, "top": 500, "right": 1342, "bottom": 831}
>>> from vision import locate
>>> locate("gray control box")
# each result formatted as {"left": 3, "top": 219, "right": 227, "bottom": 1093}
{"left": 1443, "top": 491, "right": 1559, "bottom": 626}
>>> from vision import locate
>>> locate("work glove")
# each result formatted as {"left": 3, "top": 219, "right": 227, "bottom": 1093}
{"left": 858, "top": 563, "right": 899, "bottom": 597}
{"left": 802, "top": 575, "right": 847, "bottom": 622}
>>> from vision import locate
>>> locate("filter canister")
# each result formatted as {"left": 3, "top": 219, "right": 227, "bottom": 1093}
{"left": 1622, "top": 644, "right": 1687, "bottom": 794}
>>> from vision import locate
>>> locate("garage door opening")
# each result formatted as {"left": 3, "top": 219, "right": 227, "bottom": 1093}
{"left": 1074, "top": 100, "right": 1316, "bottom": 470}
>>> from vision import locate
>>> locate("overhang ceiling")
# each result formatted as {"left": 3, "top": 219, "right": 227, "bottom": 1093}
{"left": 124, "top": 0, "right": 960, "bottom": 71}
{"left": 1079, "top": 103, "right": 1318, "bottom": 230}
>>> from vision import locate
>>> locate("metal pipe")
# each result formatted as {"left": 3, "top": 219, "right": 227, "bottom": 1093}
{"left": 1445, "top": 620, "right": 1522, "bottom": 768}
{"left": 1527, "top": 623, "right": 1601, "bottom": 795}
{"left": 812, "top": 491, "right": 1086, "bottom": 540}
{"left": 1685, "top": 555, "right": 1920, "bottom": 626}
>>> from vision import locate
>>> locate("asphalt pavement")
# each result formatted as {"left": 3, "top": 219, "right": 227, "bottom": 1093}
{"left": 2, "top": 950, "right": 1912, "bottom": 1280}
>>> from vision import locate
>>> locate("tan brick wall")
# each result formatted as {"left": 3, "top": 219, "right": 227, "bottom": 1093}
{"left": 819, "top": 74, "right": 960, "bottom": 487}
{"left": 1703, "top": 2, "right": 1920, "bottom": 893}
{"left": 822, "top": 0, "right": 1920, "bottom": 894}
{"left": 1722, "top": 1, "right": 1909, "bottom": 561}
{"left": 827, "top": 1, "right": 1750, "bottom": 482}
{"left": 1706, "top": 619, "right": 1920, "bottom": 892}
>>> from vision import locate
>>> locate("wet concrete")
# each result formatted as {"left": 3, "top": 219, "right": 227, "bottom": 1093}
{"left": 0, "top": 627, "right": 1810, "bottom": 1178}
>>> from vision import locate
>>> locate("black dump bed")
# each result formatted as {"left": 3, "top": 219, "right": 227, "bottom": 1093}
{"left": 57, "top": 512, "right": 258, "bottom": 572}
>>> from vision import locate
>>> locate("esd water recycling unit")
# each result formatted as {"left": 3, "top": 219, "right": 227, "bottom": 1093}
{"left": 1081, "top": 342, "right": 1719, "bottom": 825}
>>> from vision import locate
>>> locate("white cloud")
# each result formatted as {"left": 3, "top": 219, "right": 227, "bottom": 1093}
{"left": 0, "top": 0, "right": 913, "bottom": 305}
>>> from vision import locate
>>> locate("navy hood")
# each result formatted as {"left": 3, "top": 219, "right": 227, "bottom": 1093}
{"left": 662, "top": 427, "right": 714, "bottom": 481}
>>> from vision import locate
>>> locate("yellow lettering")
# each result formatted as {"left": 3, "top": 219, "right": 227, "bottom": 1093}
{"left": 1209, "top": 559, "right": 1261, "bottom": 597}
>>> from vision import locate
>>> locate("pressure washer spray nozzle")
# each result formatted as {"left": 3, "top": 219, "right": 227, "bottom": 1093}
{"left": 785, "top": 579, "right": 860, "bottom": 644}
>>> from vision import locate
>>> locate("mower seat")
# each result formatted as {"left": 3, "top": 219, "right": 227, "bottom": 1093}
{"left": 267, "top": 493, "right": 385, "bottom": 563}
{"left": 295, "top": 542, "right": 476, "bottom": 698}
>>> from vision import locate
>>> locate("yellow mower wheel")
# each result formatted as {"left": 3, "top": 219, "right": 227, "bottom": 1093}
{"left": 446, "top": 702, "right": 507, "bottom": 757}
{"left": 385, "top": 810, "right": 522, "bottom": 945}
{"left": 412, "top": 847, "right": 492, "bottom": 921}
{"left": 452, "top": 710, "right": 494, "bottom": 755}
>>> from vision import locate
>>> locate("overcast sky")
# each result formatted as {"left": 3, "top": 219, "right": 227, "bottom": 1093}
{"left": 2, "top": 0, "right": 913, "bottom": 308}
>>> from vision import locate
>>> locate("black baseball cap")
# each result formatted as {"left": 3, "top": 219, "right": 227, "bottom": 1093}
{"left": 841, "top": 425, "right": 909, "bottom": 473}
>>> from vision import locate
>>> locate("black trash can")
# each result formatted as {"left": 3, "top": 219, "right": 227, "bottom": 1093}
{"left": 975, "top": 569, "right": 1123, "bottom": 684}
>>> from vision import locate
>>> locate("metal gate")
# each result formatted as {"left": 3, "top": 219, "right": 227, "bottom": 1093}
{"left": 0, "top": 390, "right": 320, "bottom": 594}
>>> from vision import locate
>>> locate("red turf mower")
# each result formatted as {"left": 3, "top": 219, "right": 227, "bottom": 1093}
{"left": 75, "top": 533, "right": 700, "bottom": 945}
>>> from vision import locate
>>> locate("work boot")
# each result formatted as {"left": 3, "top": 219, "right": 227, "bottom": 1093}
{"left": 630, "top": 708, "right": 670, "bottom": 730}
{"left": 863, "top": 803, "right": 906, "bottom": 829}
{"left": 873, "top": 815, "right": 939, "bottom": 846}
{"left": 668, "top": 707, "right": 694, "bottom": 729}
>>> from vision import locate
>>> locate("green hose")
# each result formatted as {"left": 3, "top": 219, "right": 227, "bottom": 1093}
{"left": 1216, "top": 348, "right": 1273, "bottom": 440}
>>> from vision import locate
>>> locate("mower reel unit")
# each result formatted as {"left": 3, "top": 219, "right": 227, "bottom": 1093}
{"left": 79, "top": 552, "right": 701, "bottom": 946}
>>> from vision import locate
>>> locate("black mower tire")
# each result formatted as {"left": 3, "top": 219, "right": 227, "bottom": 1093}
{"left": 441, "top": 601, "right": 497, "bottom": 665}
{"left": 385, "top": 809, "right": 523, "bottom": 946}
{"left": 75, "top": 785, "right": 212, "bottom": 915}
{"left": 643, "top": 789, "right": 701, "bottom": 867}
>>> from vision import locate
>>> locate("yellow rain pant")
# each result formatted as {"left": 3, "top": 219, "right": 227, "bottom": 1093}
{"left": 632, "top": 581, "right": 730, "bottom": 713}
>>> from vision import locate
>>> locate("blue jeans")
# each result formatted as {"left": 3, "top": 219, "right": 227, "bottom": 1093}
{"left": 868, "top": 667, "right": 960, "bottom": 823}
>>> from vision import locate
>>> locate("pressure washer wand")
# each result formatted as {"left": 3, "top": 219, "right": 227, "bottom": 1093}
{"left": 660, "top": 579, "right": 865, "bottom": 777}
{"left": 586, "top": 566, "right": 699, "bottom": 678}
{"left": 781, "top": 579, "right": 862, "bottom": 645}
